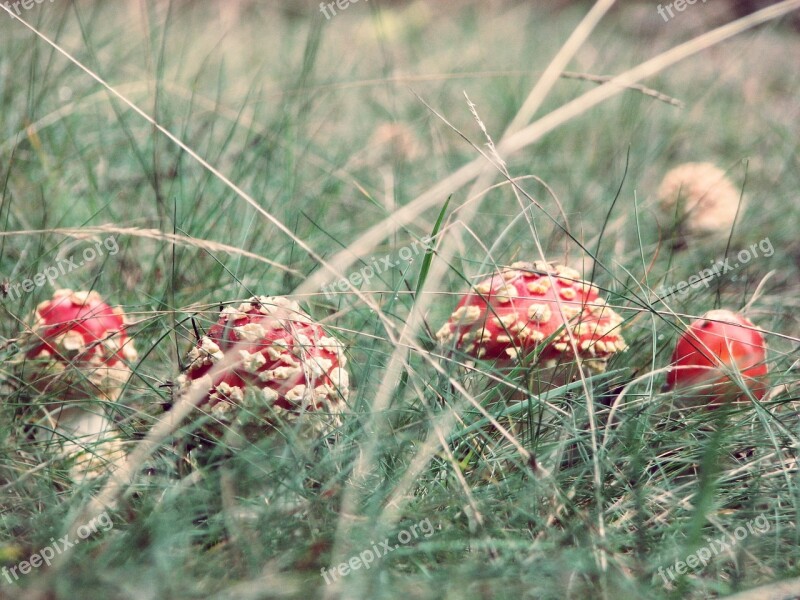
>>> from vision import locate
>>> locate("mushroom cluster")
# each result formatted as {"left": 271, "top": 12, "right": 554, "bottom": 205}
{"left": 436, "top": 261, "right": 627, "bottom": 380}
{"left": 178, "top": 296, "right": 350, "bottom": 445}
{"left": 666, "top": 309, "right": 769, "bottom": 407}
{"left": 14, "top": 289, "right": 137, "bottom": 480}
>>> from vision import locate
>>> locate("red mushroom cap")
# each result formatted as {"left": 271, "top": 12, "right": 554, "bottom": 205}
{"left": 435, "top": 261, "right": 627, "bottom": 372}
{"left": 179, "top": 296, "right": 349, "bottom": 441}
{"left": 19, "top": 289, "right": 138, "bottom": 401}
{"left": 665, "top": 309, "right": 769, "bottom": 405}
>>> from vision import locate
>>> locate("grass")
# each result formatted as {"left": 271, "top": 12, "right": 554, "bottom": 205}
{"left": 1, "top": 0, "right": 799, "bottom": 598}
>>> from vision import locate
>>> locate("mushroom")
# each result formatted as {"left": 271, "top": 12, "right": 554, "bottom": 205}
{"left": 15, "top": 289, "right": 137, "bottom": 479}
{"left": 657, "top": 162, "right": 741, "bottom": 241}
{"left": 178, "top": 296, "right": 350, "bottom": 447}
{"left": 665, "top": 309, "right": 769, "bottom": 406}
{"left": 19, "top": 289, "right": 138, "bottom": 400}
{"left": 436, "top": 261, "right": 627, "bottom": 393}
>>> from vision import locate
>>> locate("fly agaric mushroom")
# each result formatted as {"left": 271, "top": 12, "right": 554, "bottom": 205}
{"left": 665, "top": 309, "right": 769, "bottom": 406}
{"left": 436, "top": 261, "right": 627, "bottom": 388}
{"left": 178, "top": 296, "right": 349, "bottom": 445}
{"left": 14, "top": 289, "right": 137, "bottom": 480}
{"left": 18, "top": 289, "right": 138, "bottom": 400}
{"left": 657, "top": 162, "right": 741, "bottom": 238}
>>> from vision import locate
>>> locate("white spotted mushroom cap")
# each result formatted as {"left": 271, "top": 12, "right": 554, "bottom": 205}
{"left": 17, "top": 289, "right": 138, "bottom": 402}
{"left": 657, "top": 162, "right": 742, "bottom": 235}
{"left": 179, "top": 296, "right": 350, "bottom": 442}
{"left": 436, "top": 261, "right": 627, "bottom": 372}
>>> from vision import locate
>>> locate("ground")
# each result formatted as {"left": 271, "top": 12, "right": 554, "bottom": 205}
{"left": 0, "top": 1, "right": 799, "bottom": 599}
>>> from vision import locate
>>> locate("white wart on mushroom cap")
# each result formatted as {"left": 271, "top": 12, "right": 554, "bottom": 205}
{"left": 436, "top": 261, "right": 627, "bottom": 372}
{"left": 179, "top": 296, "right": 350, "bottom": 440}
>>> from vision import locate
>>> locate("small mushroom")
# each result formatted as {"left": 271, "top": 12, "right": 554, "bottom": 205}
{"left": 18, "top": 289, "right": 138, "bottom": 401}
{"left": 657, "top": 162, "right": 741, "bottom": 240}
{"left": 436, "top": 261, "right": 627, "bottom": 391}
{"left": 665, "top": 309, "right": 769, "bottom": 406}
{"left": 14, "top": 289, "right": 136, "bottom": 480}
{"left": 178, "top": 296, "right": 350, "bottom": 447}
